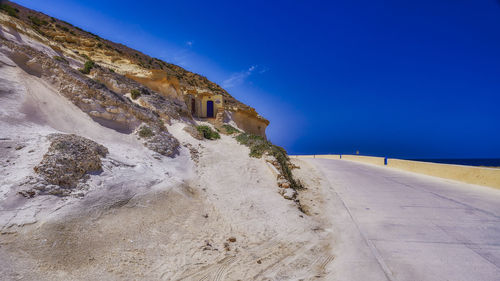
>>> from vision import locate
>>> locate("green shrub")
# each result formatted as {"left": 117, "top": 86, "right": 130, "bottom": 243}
{"left": 196, "top": 125, "right": 220, "bottom": 140}
{"left": 55, "top": 24, "right": 69, "bottom": 32}
{"left": 130, "top": 89, "right": 141, "bottom": 100}
{"left": 53, "top": 56, "right": 68, "bottom": 64}
{"left": 138, "top": 126, "right": 154, "bottom": 138}
{"left": 79, "top": 60, "right": 94, "bottom": 74}
{"left": 235, "top": 133, "right": 268, "bottom": 157}
{"left": 0, "top": 4, "right": 19, "bottom": 18}
{"left": 28, "top": 16, "right": 48, "bottom": 27}
{"left": 222, "top": 124, "right": 240, "bottom": 135}
{"left": 236, "top": 133, "right": 303, "bottom": 190}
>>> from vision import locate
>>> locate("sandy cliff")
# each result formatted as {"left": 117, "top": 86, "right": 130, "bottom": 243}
{"left": 0, "top": 0, "right": 269, "bottom": 137}
{"left": 0, "top": 2, "right": 334, "bottom": 280}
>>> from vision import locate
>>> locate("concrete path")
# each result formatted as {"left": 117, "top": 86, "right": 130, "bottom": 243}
{"left": 307, "top": 158, "right": 500, "bottom": 281}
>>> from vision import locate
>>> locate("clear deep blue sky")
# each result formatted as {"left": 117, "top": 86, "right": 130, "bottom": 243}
{"left": 16, "top": 0, "right": 500, "bottom": 158}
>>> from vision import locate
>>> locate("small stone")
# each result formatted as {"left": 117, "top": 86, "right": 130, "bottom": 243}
{"left": 283, "top": 188, "right": 296, "bottom": 200}
{"left": 228, "top": 237, "right": 236, "bottom": 243}
{"left": 277, "top": 178, "right": 288, "bottom": 187}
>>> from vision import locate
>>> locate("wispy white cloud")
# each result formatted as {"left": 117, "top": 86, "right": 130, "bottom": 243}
{"left": 258, "top": 66, "right": 269, "bottom": 74}
{"left": 222, "top": 65, "right": 268, "bottom": 88}
{"left": 186, "top": 41, "right": 193, "bottom": 47}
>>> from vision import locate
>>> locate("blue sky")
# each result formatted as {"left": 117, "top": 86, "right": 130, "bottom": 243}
{"left": 15, "top": 0, "right": 500, "bottom": 158}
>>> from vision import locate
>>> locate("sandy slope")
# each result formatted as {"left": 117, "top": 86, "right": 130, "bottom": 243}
{"left": 0, "top": 25, "right": 335, "bottom": 280}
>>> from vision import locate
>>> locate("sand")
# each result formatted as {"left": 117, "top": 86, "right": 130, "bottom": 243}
{"left": 0, "top": 24, "right": 335, "bottom": 280}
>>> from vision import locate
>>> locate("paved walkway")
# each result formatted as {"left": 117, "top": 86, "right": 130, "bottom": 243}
{"left": 307, "top": 158, "right": 500, "bottom": 281}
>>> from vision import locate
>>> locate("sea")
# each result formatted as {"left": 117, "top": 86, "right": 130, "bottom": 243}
{"left": 408, "top": 158, "right": 500, "bottom": 168}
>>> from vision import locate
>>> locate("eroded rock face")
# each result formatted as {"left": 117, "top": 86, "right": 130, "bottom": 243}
{"left": 136, "top": 125, "right": 179, "bottom": 157}
{"left": 228, "top": 109, "right": 269, "bottom": 138}
{"left": 0, "top": 36, "right": 182, "bottom": 156}
{"left": 34, "top": 134, "right": 108, "bottom": 188}
{"left": 1, "top": 5, "right": 269, "bottom": 139}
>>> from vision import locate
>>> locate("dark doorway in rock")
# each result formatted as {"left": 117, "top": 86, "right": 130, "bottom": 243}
{"left": 207, "top": 100, "right": 214, "bottom": 118}
{"left": 191, "top": 98, "right": 196, "bottom": 115}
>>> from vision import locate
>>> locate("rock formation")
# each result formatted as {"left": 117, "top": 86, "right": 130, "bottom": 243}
{"left": 0, "top": 0, "right": 269, "bottom": 137}
{"left": 27, "top": 134, "right": 108, "bottom": 196}
{"left": 0, "top": 2, "right": 334, "bottom": 280}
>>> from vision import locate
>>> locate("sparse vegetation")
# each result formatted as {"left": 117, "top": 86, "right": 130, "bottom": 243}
{"left": 138, "top": 126, "right": 154, "bottom": 138}
{"left": 196, "top": 125, "right": 220, "bottom": 140}
{"left": 222, "top": 124, "right": 240, "bottom": 135}
{"left": 0, "top": 3, "right": 19, "bottom": 18}
{"left": 130, "top": 89, "right": 141, "bottom": 100}
{"left": 79, "top": 60, "right": 94, "bottom": 74}
{"left": 55, "top": 24, "right": 69, "bottom": 32}
{"left": 53, "top": 56, "right": 68, "bottom": 64}
{"left": 236, "top": 133, "right": 304, "bottom": 190}
{"left": 28, "top": 16, "right": 48, "bottom": 27}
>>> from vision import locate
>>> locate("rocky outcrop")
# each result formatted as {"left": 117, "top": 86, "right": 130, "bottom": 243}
{"left": 228, "top": 109, "right": 269, "bottom": 138}
{"left": 0, "top": 1, "right": 270, "bottom": 137}
{"left": 0, "top": 24, "right": 182, "bottom": 155}
{"left": 136, "top": 125, "right": 179, "bottom": 157}
{"left": 263, "top": 153, "right": 300, "bottom": 201}
{"left": 126, "top": 69, "right": 183, "bottom": 101}
{"left": 22, "top": 134, "right": 108, "bottom": 197}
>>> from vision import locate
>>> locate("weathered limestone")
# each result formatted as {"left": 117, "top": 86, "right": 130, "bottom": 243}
{"left": 136, "top": 125, "right": 179, "bottom": 157}
{"left": 25, "top": 134, "right": 109, "bottom": 196}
